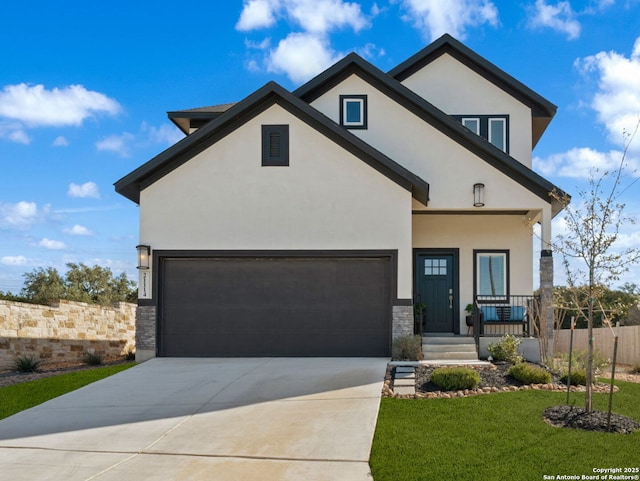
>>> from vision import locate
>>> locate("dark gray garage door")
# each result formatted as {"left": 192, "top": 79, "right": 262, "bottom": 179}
{"left": 158, "top": 256, "right": 392, "bottom": 357}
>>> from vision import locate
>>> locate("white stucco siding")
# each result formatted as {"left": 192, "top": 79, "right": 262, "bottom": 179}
{"left": 398, "top": 54, "right": 532, "bottom": 167}
{"left": 139, "top": 103, "right": 413, "bottom": 298}
{"left": 311, "top": 74, "right": 546, "bottom": 211}
{"left": 413, "top": 214, "right": 534, "bottom": 331}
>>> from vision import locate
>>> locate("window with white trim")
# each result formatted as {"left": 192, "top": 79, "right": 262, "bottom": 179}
{"left": 475, "top": 251, "right": 509, "bottom": 298}
{"left": 340, "top": 95, "right": 367, "bottom": 129}
{"left": 488, "top": 118, "right": 506, "bottom": 152}
{"left": 462, "top": 118, "right": 480, "bottom": 135}
{"left": 453, "top": 115, "right": 509, "bottom": 153}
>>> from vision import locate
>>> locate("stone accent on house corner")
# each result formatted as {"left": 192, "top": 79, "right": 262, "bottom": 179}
{"left": 540, "top": 252, "right": 554, "bottom": 358}
{"left": 0, "top": 299, "right": 135, "bottom": 370}
{"left": 392, "top": 305, "right": 413, "bottom": 339}
{"left": 135, "top": 305, "right": 156, "bottom": 361}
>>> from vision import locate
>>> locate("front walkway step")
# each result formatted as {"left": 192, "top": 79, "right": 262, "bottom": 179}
{"left": 422, "top": 336, "right": 479, "bottom": 362}
{"left": 392, "top": 366, "right": 416, "bottom": 396}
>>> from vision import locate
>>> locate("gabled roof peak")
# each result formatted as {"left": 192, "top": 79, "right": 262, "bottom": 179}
{"left": 115, "top": 80, "right": 429, "bottom": 206}
{"left": 388, "top": 33, "right": 557, "bottom": 142}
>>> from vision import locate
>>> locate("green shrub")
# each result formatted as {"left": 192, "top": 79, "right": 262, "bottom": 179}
{"left": 508, "top": 363, "right": 551, "bottom": 384}
{"left": 560, "top": 370, "right": 587, "bottom": 386}
{"left": 83, "top": 352, "right": 103, "bottom": 366}
{"left": 554, "top": 350, "right": 610, "bottom": 374}
{"left": 487, "top": 334, "right": 523, "bottom": 364}
{"left": 431, "top": 367, "right": 480, "bottom": 391}
{"left": 391, "top": 335, "right": 423, "bottom": 361}
{"left": 12, "top": 354, "right": 43, "bottom": 373}
{"left": 125, "top": 349, "right": 136, "bottom": 361}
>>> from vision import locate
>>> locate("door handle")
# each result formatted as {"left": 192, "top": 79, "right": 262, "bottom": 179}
{"left": 449, "top": 289, "right": 453, "bottom": 309}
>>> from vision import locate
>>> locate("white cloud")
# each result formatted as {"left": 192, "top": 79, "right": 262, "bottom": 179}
{"left": 237, "top": 0, "right": 369, "bottom": 34}
{"left": 97, "top": 123, "right": 181, "bottom": 157}
{"left": 68, "top": 181, "right": 100, "bottom": 199}
{"left": 237, "top": 0, "right": 371, "bottom": 81}
{"left": 533, "top": 147, "right": 640, "bottom": 179}
{"left": 356, "top": 43, "right": 385, "bottom": 60}
{"left": 0, "top": 83, "right": 121, "bottom": 127}
{"left": 38, "top": 238, "right": 67, "bottom": 250}
{"left": 267, "top": 33, "right": 343, "bottom": 83}
{"left": 527, "top": 0, "right": 581, "bottom": 40}
{"left": 576, "top": 38, "right": 640, "bottom": 150}
{"left": 141, "top": 122, "right": 184, "bottom": 146}
{"left": 1, "top": 255, "right": 28, "bottom": 266}
{"left": 0, "top": 201, "right": 39, "bottom": 229}
{"left": 96, "top": 132, "right": 135, "bottom": 157}
{"left": 63, "top": 224, "right": 94, "bottom": 236}
{"left": 285, "top": 0, "right": 369, "bottom": 33}
{"left": 616, "top": 229, "right": 640, "bottom": 250}
{"left": 0, "top": 120, "right": 30, "bottom": 144}
{"left": 236, "top": 0, "right": 279, "bottom": 30}
{"left": 399, "top": 0, "right": 499, "bottom": 41}
{"left": 52, "top": 135, "right": 69, "bottom": 147}
{"left": 538, "top": 38, "right": 640, "bottom": 182}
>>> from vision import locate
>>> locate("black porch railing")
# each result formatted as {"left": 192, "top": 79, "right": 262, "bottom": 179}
{"left": 472, "top": 294, "right": 539, "bottom": 344}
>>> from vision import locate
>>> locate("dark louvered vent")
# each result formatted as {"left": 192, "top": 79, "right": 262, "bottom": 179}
{"left": 269, "top": 130, "right": 281, "bottom": 157}
{"left": 262, "top": 125, "right": 289, "bottom": 166}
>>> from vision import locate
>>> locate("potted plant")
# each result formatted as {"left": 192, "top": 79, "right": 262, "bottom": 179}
{"left": 465, "top": 303, "right": 474, "bottom": 327}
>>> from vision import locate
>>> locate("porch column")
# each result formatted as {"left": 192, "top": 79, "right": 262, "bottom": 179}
{"left": 539, "top": 209, "right": 554, "bottom": 360}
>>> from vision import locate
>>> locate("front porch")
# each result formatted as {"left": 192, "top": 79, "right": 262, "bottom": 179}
{"left": 416, "top": 294, "right": 545, "bottom": 363}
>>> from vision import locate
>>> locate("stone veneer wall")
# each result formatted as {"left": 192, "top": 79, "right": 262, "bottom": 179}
{"left": 0, "top": 299, "right": 136, "bottom": 370}
{"left": 392, "top": 305, "right": 414, "bottom": 339}
{"left": 135, "top": 305, "right": 156, "bottom": 362}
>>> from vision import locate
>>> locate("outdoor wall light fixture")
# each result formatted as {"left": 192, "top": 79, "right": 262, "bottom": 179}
{"left": 136, "top": 245, "right": 150, "bottom": 269}
{"left": 473, "top": 183, "right": 485, "bottom": 207}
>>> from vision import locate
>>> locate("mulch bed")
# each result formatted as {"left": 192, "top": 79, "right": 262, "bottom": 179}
{"left": 543, "top": 405, "right": 640, "bottom": 434}
{"left": 416, "top": 362, "right": 531, "bottom": 392}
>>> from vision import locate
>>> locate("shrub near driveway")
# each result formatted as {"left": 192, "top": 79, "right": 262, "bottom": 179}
{"left": 370, "top": 381, "right": 640, "bottom": 481}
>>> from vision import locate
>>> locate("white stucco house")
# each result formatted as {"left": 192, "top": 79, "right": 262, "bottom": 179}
{"left": 115, "top": 34, "right": 567, "bottom": 361}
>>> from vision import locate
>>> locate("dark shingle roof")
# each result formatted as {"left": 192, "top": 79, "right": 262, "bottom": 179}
{"left": 168, "top": 103, "right": 238, "bottom": 134}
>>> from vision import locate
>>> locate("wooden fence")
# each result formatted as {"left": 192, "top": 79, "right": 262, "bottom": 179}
{"left": 554, "top": 325, "right": 640, "bottom": 365}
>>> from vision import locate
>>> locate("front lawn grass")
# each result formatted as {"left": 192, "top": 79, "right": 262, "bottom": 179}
{"left": 370, "top": 380, "right": 640, "bottom": 481}
{"left": 0, "top": 363, "right": 135, "bottom": 420}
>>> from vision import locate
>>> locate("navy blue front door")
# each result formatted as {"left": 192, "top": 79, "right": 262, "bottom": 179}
{"left": 416, "top": 253, "right": 455, "bottom": 333}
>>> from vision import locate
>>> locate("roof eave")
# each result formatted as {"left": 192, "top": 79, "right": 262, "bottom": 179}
{"left": 115, "top": 81, "right": 430, "bottom": 206}
{"left": 294, "top": 50, "right": 565, "bottom": 208}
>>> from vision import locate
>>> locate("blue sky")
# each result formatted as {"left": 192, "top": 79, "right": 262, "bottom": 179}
{"left": 1, "top": 0, "right": 639, "bottom": 293}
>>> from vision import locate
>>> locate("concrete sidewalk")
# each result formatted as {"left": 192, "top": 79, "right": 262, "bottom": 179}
{"left": 0, "top": 357, "right": 388, "bottom": 481}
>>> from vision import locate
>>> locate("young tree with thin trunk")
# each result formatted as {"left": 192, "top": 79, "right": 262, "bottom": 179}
{"left": 551, "top": 125, "right": 640, "bottom": 412}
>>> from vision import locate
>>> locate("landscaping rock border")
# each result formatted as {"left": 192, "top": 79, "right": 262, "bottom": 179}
{"left": 383, "top": 362, "right": 620, "bottom": 399}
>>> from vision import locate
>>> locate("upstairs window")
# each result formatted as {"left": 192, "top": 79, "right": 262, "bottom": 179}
{"left": 262, "top": 125, "right": 289, "bottom": 166}
{"left": 454, "top": 115, "right": 509, "bottom": 153}
{"left": 340, "top": 95, "right": 367, "bottom": 129}
{"left": 488, "top": 118, "right": 506, "bottom": 152}
{"left": 462, "top": 117, "right": 480, "bottom": 135}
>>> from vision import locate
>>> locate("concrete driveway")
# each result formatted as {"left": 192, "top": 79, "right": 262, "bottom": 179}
{"left": 0, "top": 357, "right": 388, "bottom": 481}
